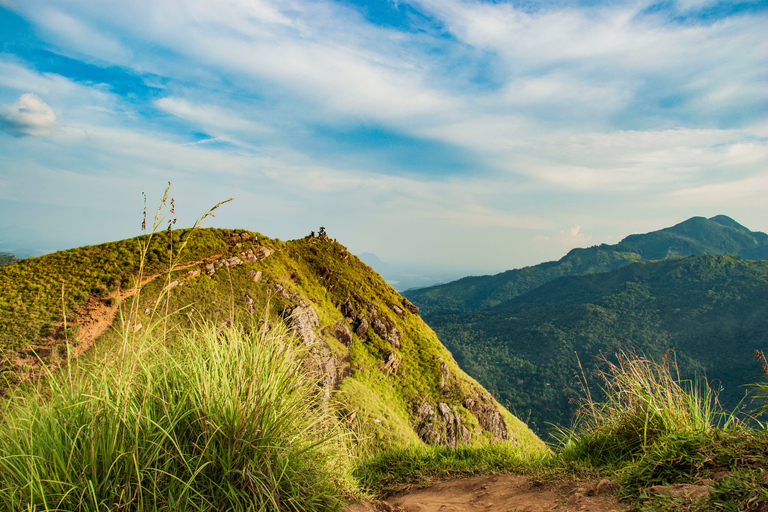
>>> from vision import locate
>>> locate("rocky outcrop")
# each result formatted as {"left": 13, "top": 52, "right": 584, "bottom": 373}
{"left": 284, "top": 301, "right": 319, "bottom": 346}
{"left": 438, "top": 402, "right": 471, "bottom": 449}
{"left": 372, "top": 318, "right": 387, "bottom": 339}
{"left": 284, "top": 300, "right": 339, "bottom": 403}
{"left": 465, "top": 391, "right": 512, "bottom": 443}
{"left": 333, "top": 320, "right": 353, "bottom": 346}
{"left": 415, "top": 401, "right": 471, "bottom": 448}
{"left": 244, "top": 293, "right": 255, "bottom": 314}
{"left": 355, "top": 318, "right": 369, "bottom": 339}
{"left": 402, "top": 298, "right": 419, "bottom": 314}
{"left": 252, "top": 245, "right": 274, "bottom": 260}
{"left": 439, "top": 361, "right": 450, "bottom": 389}
{"left": 380, "top": 351, "right": 401, "bottom": 376}
{"left": 416, "top": 402, "right": 438, "bottom": 444}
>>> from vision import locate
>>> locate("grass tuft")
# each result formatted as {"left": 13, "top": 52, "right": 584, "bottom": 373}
{"left": 0, "top": 320, "right": 356, "bottom": 511}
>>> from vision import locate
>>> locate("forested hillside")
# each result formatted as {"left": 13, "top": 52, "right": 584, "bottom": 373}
{"left": 0, "top": 252, "right": 18, "bottom": 266}
{"left": 425, "top": 255, "right": 768, "bottom": 437}
{"left": 405, "top": 215, "right": 768, "bottom": 315}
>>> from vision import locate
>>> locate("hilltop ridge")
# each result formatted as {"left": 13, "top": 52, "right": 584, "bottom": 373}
{"left": 0, "top": 228, "right": 544, "bottom": 455}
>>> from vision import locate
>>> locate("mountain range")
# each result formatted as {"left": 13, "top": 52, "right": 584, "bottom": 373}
{"left": 404, "top": 216, "right": 768, "bottom": 437}
{"left": 404, "top": 215, "right": 768, "bottom": 316}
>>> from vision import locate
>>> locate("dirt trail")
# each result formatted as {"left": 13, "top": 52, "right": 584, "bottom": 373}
{"left": 7, "top": 253, "right": 227, "bottom": 381}
{"left": 349, "top": 475, "right": 628, "bottom": 512}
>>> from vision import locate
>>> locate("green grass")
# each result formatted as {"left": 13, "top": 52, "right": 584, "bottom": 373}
{"left": 0, "top": 321, "right": 358, "bottom": 511}
{"left": 356, "top": 442, "right": 549, "bottom": 496}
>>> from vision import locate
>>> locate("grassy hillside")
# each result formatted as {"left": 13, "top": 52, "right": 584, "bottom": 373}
{"left": 425, "top": 255, "right": 768, "bottom": 437}
{"left": 405, "top": 215, "right": 768, "bottom": 315}
{"left": 0, "top": 227, "right": 545, "bottom": 457}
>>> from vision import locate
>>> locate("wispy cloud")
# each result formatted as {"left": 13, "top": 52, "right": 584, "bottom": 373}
{"left": 0, "top": 0, "right": 765, "bottom": 270}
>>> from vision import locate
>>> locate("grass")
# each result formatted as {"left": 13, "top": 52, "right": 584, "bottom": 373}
{"left": 2, "top": 190, "right": 766, "bottom": 511}
{"left": 0, "top": 321, "right": 358, "bottom": 511}
{"left": 357, "top": 442, "right": 549, "bottom": 496}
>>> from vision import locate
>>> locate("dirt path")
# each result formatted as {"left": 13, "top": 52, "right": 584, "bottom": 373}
{"left": 349, "top": 475, "right": 628, "bottom": 512}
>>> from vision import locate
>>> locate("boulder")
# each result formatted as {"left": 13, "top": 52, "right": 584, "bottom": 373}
{"left": 372, "top": 318, "right": 388, "bottom": 339}
{"left": 355, "top": 318, "right": 369, "bottom": 339}
{"left": 380, "top": 351, "right": 401, "bottom": 376}
{"left": 253, "top": 245, "right": 274, "bottom": 260}
{"left": 285, "top": 303, "right": 319, "bottom": 346}
{"left": 333, "top": 321, "right": 353, "bottom": 346}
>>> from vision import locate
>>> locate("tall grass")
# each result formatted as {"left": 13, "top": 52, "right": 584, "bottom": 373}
{"left": 559, "top": 350, "right": 737, "bottom": 467}
{"left": 0, "top": 321, "right": 356, "bottom": 511}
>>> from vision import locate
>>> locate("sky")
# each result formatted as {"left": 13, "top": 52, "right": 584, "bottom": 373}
{"left": 0, "top": 0, "right": 766, "bottom": 282}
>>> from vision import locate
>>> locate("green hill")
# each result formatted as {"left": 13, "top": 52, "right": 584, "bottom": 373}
{"left": 0, "top": 227, "right": 544, "bottom": 455}
{"left": 0, "top": 252, "right": 19, "bottom": 266}
{"left": 404, "top": 215, "right": 768, "bottom": 316}
{"left": 424, "top": 255, "right": 768, "bottom": 437}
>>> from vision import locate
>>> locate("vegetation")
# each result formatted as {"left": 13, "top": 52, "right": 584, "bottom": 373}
{"left": 405, "top": 215, "right": 768, "bottom": 315}
{"left": 555, "top": 350, "right": 768, "bottom": 511}
{"left": 2, "top": 203, "right": 767, "bottom": 511}
{"left": 0, "top": 228, "right": 229, "bottom": 352}
{"left": 426, "top": 255, "right": 768, "bottom": 437}
{"left": 0, "top": 320, "right": 358, "bottom": 511}
{"left": 0, "top": 252, "right": 18, "bottom": 267}
{"left": 356, "top": 350, "right": 768, "bottom": 511}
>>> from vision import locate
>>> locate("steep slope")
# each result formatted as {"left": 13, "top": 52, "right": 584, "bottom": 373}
{"left": 425, "top": 255, "right": 768, "bottom": 437}
{"left": 405, "top": 215, "right": 768, "bottom": 315}
{"left": 0, "top": 228, "right": 545, "bottom": 454}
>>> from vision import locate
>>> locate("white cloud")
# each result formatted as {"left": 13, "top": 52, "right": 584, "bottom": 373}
{"left": 558, "top": 225, "right": 592, "bottom": 246}
{"left": 0, "top": 93, "right": 57, "bottom": 137}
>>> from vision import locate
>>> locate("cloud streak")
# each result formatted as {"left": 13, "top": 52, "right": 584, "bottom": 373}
{"left": 0, "top": 0, "right": 765, "bottom": 271}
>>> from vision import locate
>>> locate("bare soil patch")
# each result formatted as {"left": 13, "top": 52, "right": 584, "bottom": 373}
{"left": 349, "top": 474, "right": 628, "bottom": 512}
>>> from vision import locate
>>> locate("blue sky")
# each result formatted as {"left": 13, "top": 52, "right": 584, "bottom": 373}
{"left": 0, "top": 0, "right": 766, "bottom": 282}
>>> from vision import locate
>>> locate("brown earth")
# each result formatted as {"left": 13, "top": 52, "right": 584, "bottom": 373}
{"left": 348, "top": 475, "right": 628, "bottom": 512}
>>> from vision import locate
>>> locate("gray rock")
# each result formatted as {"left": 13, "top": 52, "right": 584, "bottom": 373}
{"left": 285, "top": 304, "right": 319, "bottom": 346}
{"left": 253, "top": 245, "right": 274, "bottom": 260}
{"left": 391, "top": 304, "right": 405, "bottom": 318}
{"left": 340, "top": 298, "right": 357, "bottom": 319}
{"left": 372, "top": 318, "right": 388, "bottom": 339}
{"left": 417, "top": 402, "right": 435, "bottom": 420}
{"left": 387, "top": 328, "right": 401, "bottom": 349}
{"left": 439, "top": 362, "right": 450, "bottom": 389}
{"left": 244, "top": 293, "right": 255, "bottom": 314}
{"left": 355, "top": 318, "right": 369, "bottom": 339}
{"left": 380, "top": 351, "right": 401, "bottom": 376}
{"left": 333, "top": 321, "right": 353, "bottom": 346}
{"left": 204, "top": 263, "right": 215, "bottom": 276}
{"left": 240, "top": 249, "right": 257, "bottom": 262}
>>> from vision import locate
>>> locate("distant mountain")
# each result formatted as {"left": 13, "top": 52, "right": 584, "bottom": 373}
{"left": 0, "top": 252, "right": 19, "bottom": 266}
{"left": 425, "top": 255, "right": 768, "bottom": 438}
{"left": 404, "top": 216, "right": 768, "bottom": 316}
